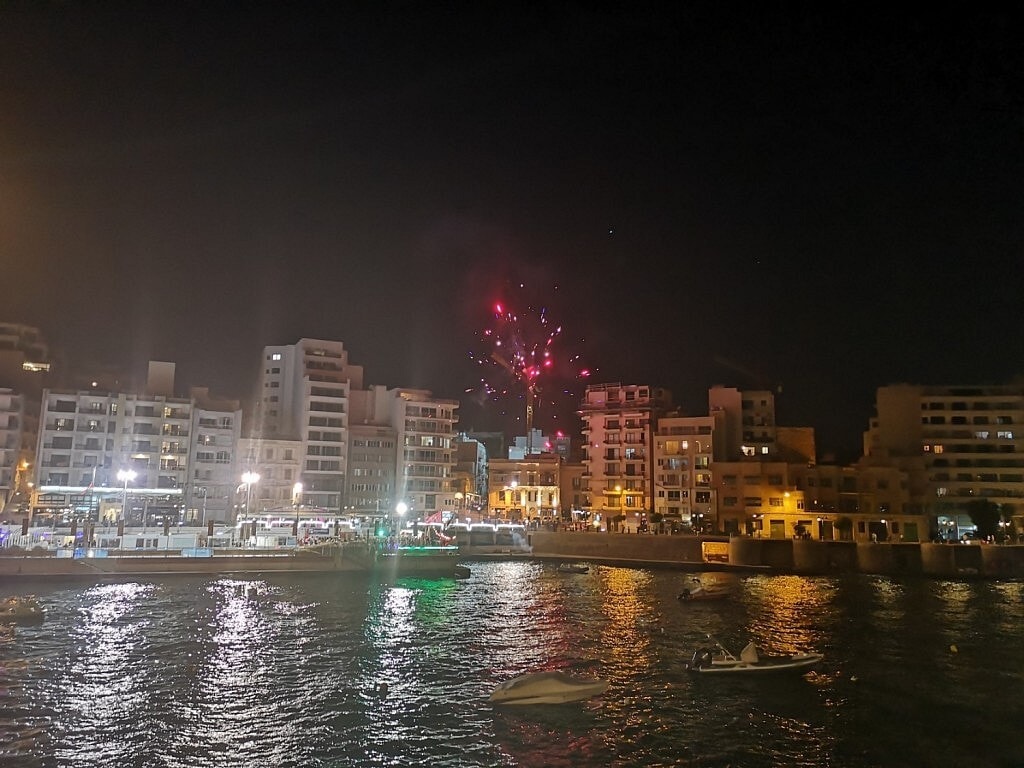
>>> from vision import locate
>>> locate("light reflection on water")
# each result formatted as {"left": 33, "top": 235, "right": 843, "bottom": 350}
{"left": 0, "top": 565, "right": 1022, "bottom": 767}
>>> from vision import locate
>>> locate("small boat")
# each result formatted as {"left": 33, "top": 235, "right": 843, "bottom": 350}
{"left": 488, "top": 671, "right": 608, "bottom": 705}
{"left": 685, "top": 640, "right": 823, "bottom": 676}
{"left": 0, "top": 596, "right": 45, "bottom": 626}
{"left": 556, "top": 563, "right": 589, "bottom": 574}
{"left": 677, "top": 577, "right": 730, "bottom": 602}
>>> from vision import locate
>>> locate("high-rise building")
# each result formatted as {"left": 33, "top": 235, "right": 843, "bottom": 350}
{"left": 578, "top": 382, "right": 673, "bottom": 529}
{"left": 382, "top": 387, "right": 459, "bottom": 518}
{"left": 254, "top": 339, "right": 365, "bottom": 513}
{"left": 653, "top": 411, "right": 724, "bottom": 528}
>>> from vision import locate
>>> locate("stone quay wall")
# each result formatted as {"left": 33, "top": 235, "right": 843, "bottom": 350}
{"left": 526, "top": 531, "right": 1024, "bottom": 579}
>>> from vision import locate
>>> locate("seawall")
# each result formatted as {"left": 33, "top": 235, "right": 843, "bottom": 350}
{"left": 0, "top": 543, "right": 459, "bottom": 580}
{"left": 525, "top": 532, "right": 1024, "bottom": 579}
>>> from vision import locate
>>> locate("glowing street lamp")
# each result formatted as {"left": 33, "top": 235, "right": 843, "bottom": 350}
{"left": 395, "top": 501, "right": 408, "bottom": 535}
{"left": 116, "top": 469, "right": 137, "bottom": 524}
{"left": 292, "top": 482, "right": 303, "bottom": 540}
{"left": 241, "top": 472, "right": 260, "bottom": 520}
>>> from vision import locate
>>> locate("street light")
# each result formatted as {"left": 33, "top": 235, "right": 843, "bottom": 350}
{"left": 395, "top": 501, "right": 408, "bottom": 536}
{"left": 241, "top": 472, "right": 260, "bottom": 521}
{"left": 292, "top": 482, "right": 303, "bottom": 541}
{"left": 116, "top": 469, "right": 137, "bottom": 526}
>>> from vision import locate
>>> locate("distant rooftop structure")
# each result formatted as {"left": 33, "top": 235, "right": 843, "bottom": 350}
{"left": 509, "top": 429, "right": 571, "bottom": 460}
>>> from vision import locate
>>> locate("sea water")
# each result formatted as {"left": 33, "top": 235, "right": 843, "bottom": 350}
{"left": 1, "top": 562, "right": 1022, "bottom": 767}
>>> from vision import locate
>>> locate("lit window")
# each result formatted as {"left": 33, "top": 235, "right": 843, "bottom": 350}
{"left": 934, "top": 445, "right": 944, "bottom": 454}
{"left": 272, "top": 353, "right": 282, "bottom": 361}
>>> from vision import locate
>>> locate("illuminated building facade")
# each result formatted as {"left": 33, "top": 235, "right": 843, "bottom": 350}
{"left": 653, "top": 412, "right": 724, "bottom": 529}
{"left": 864, "top": 383, "right": 1024, "bottom": 536}
{"left": 345, "top": 423, "right": 397, "bottom": 518}
{"left": 487, "top": 453, "right": 561, "bottom": 522}
{"left": 33, "top": 388, "right": 193, "bottom": 525}
{"left": 388, "top": 387, "right": 459, "bottom": 518}
{"left": 235, "top": 436, "right": 302, "bottom": 517}
{"left": 788, "top": 461, "right": 927, "bottom": 542}
{"left": 578, "top": 383, "right": 673, "bottom": 530}
{"left": 713, "top": 460, "right": 807, "bottom": 536}
{"left": 255, "top": 339, "right": 365, "bottom": 513}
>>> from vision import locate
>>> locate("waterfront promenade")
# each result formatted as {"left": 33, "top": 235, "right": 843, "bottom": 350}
{"left": 0, "top": 539, "right": 463, "bottom": 579}
{"left": 2, "top": 529, "right": 1022, "bottom": 580}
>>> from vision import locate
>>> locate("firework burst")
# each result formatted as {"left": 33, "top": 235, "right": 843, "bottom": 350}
{"left": 466, "top": 289, "right": 595, "bottom": 437}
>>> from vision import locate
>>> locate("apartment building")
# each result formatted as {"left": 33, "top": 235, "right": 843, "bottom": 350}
{"left": 33, "top": 388, "right": 193, "bottom": 524}
{"left": 388, "top": 387, "right": 459, "bottom": 517}
{"left": 236, "top": 437, "right": 302, "bottom": 517}
{"left": 788, "top": 461, "right": 928, "bottom": 542}
{"left": 864, "top": 383, "right": 1024, "bottom": 532}
{"left": 0, "top": 389, "right": 25, "bottom": 516}
{"left": 488, "top": 453, "right": 561, "bottom": 522}
{"left": 712, "top": 461, "right": 807, "bottom": 536}
{"left": 185, "top": 393, "right": 243, "bottom": 524}
{"left": 0, "top": 323, "right": 52, "bottom": 514}
{"left": 346, "top": 423, "right": 397, "bottom": 518}
{"left": 578, "top": 382, "right": 673, "bottom": 528}
{"left": 255, "top": 339, "right": 365, "bottom": 513}
{"left": 558, "top": 460, "right": 588, "bottom": 523}
{"left": 453, "top": 436, "right": 487, "bottom": 513}
{"left": 708, "top": 385, "right": 780, "bottom": 459}
{"left": 653, "top": 411, "right": 724, "bottom": 528}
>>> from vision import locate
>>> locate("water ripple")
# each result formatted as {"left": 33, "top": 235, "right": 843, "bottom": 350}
{"left": 1, "top": 567, "right": 1022, "bottom": 766}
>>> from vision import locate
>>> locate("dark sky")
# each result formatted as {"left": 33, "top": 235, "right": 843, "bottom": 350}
{"left": 3, "top": 3, "right": 1024, "bottom": 461}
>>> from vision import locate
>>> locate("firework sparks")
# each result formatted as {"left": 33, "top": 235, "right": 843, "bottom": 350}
{"left": 467, "top": 294, "right": 594, "bottom": 430}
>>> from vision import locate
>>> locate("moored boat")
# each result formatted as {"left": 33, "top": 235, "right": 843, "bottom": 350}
{"left": 677, "top": 577, "right": 731, "bottom": 602}
{"left": 684, "top": 640, "right": 823, "bottom": 676}
{"left": 556, "top": 563, "right": 589, "bottom": 574}
{"left": 488, "top": 671, "right": 608, "bottom": 705}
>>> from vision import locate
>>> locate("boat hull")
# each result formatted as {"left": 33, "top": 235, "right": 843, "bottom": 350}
{"left": 688, "top": 652, "right": 823, "bottom": 676}
{"left": 488, "top": 671, "right": 608, "bottom": 705}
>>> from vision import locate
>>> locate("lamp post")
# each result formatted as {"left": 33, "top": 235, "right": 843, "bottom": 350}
{"left": 116, "top": 469, "right": 137, "bottom": 527}
{"left": 198, "top": 486, "right": 208, "bottom": 527}
{"left": 292, "top": 482, "right": 303, "bottom": 542}
{"left": 241, "top": 471, "right": 260, "bottom": 520}
{"left": 395, "top": 501, "right": 408, "bottom": 537}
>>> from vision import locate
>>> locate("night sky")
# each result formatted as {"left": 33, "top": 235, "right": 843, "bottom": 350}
{"left": 3, "top": 4, "right": 1023, "bottom": 462}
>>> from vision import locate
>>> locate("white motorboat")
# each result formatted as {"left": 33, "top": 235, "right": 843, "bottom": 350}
{"left": 677, "top": 577, "right": 731, "bottom": 602}
{"left": 685, "top": 640, "right": 823, "bottom": 676}
{"left": 488, "top": 671, "right": 608, "bottom": 705}
{"left": 556, "top": 563, "right": 589, "bottom": 574}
